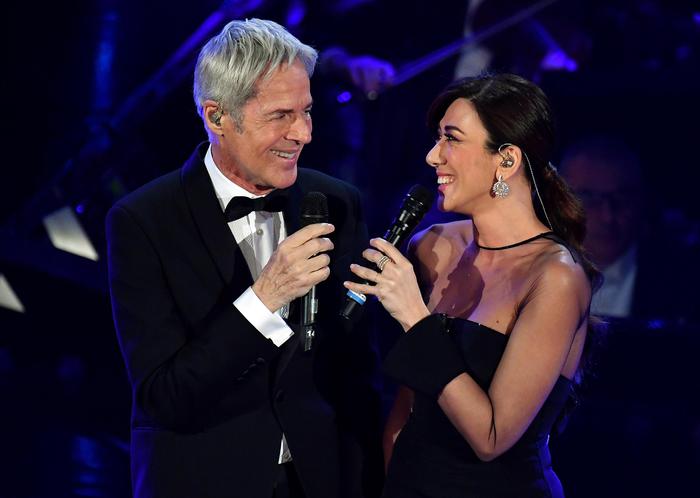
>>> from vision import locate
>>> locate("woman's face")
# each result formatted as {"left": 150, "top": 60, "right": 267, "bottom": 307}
{"left": 426, "top": 98, "right": 496, "bottom": 214}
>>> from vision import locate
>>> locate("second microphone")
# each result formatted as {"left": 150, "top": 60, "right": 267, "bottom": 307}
{"left": 299, "top": 191, "right": 329, "bottom": 351}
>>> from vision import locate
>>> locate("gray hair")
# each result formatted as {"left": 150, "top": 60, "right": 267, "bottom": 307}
{"left": 193, "top": 18, "right": 317, "bottom": 126}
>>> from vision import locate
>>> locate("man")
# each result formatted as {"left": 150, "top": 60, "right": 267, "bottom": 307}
{"left": 107, "top": 19, "right": 382, "bottom": 498}
{"left": 560, "top": 136, "right": 696, "bottom": 321}
{"left": 560, "top": 137, "right": 644, "bottom": 318}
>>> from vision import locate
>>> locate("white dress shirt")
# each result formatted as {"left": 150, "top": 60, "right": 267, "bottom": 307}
{"left": 204, "top": 146, "right": 294, "bottom": 463}
{"left": 591, "top": 244, "right": 638, "bottom": 318}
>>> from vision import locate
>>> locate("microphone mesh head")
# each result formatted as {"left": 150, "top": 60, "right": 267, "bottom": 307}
{"left": 300, "top": 191, "right": 329, "bottom": 226}
{"left": 407, "top": 184, "right": 435, "bottom": 210}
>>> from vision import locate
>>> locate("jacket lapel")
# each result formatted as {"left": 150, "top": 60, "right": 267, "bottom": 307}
{"left": 281, "top": 180, "right": 303, "bottom": 236}
{"left": 181, "top": 146, "right": 305, "bottom": 381}
{"left": 180, "top": 144, "right": 253, "bottom": 293}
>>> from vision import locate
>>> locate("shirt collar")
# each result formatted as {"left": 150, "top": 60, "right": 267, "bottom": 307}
{"left": 603, "top": 244, "right": 638, "bottom": 283}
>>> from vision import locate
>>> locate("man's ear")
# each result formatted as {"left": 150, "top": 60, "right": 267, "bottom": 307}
{"left": 203, "top": 100, "right": 224, "bottom": 134}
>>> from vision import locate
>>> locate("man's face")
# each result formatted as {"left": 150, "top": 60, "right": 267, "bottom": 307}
{"left": 214, "top": 59, "right": 312, "bottom": 194}
{"left": 563, "top": 156, "right": 643, "bottom": 267}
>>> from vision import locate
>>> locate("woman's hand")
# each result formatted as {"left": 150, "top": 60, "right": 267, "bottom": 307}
{"left": 344, "top": 238, "right": 430, "bottom": 331}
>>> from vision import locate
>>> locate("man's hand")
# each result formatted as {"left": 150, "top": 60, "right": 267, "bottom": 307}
{"left": 252, "top": 223, "right": 335, "bottom": 312}
{"left": 343, "top": 55, "right": 395, "bottom": 95}
{"left": 321, "top": 47, "right": 395, "bottom": 97}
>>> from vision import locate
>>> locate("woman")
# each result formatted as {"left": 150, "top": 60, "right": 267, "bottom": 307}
{"left": 344, "top": 73, "right": 601, "bottom": 497}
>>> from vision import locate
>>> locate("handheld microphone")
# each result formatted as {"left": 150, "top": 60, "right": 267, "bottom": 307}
{"left": 300, "top": 192, "right": 329, "bottom": 351}
{"left": 340, "top": 184, "right": 435, "bottom": 321}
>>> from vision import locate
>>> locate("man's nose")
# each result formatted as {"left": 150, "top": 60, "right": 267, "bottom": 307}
{"left": 287, "top": 115, "right": 312, "bottom": 144}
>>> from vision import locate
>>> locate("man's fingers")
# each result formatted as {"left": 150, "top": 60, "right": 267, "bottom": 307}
{"left": 283, "top": 223, "right": 335, "bottom": 248}
{"left": 302, "top": 236, "right": 334, "bottom": 258}
{"left": 309, "top": 266, "right": 331, "bottom": 286}
{"left": 293, "top": 265, "right": 331, "bottom": 298}
{"left": 307, "top": 253, "right": 331, "bottom": 272}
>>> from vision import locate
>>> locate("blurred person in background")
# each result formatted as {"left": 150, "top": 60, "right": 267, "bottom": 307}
{"left": 560, "top": 136, "right": 698, "bottom": 322}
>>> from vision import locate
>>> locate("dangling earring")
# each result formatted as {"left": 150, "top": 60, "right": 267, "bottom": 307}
{"left": 492, "top": 175, "right": 510, "bottom": 198}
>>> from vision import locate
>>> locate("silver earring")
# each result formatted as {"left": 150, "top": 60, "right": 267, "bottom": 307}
{"left": 492, "top": 175, "right": 510, "bottom": 198}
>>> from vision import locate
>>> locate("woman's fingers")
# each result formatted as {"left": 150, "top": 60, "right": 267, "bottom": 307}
{"left": 349, "top": 263, "right": 381, "bottom": 283}
{"left": 370, "top": 238, "right": 407, "bottom": 265}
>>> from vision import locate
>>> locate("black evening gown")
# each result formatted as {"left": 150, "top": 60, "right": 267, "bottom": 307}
{"left": 383, "top": 315, "right": 572, "bottom": 498}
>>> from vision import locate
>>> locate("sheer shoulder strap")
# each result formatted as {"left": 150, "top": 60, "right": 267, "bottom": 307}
{"left": 542, "top": 233, "right": 579, "bottom": 264}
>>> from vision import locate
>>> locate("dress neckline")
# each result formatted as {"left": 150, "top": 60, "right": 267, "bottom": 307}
{"left": 476, "top": 231, "right": 555, "bottom": 251}
{"left": 452, "top": 317, "right": 574, "bottom": 383}
{"left": 460, "top": 318, "right": 507, "bottom": 337}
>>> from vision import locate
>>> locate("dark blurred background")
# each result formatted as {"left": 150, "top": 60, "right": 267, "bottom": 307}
{"left": 1, "top": 0, "right": 699, "bottom": 496}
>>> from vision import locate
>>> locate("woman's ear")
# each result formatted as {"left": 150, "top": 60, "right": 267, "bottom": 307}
{"left": 203, "top": 100, "right": 224, "bottom": 135}
{"left": 495, "top": 143, "right": 523, "bottom": 181}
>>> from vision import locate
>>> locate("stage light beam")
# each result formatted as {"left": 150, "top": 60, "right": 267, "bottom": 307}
{"left": 43, "top": 206, "right": 99, "bottom": 261}
{"left": 0, "top": 273, "right": 25, "bottom": 313}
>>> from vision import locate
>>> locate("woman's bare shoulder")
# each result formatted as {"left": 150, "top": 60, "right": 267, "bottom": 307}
{"left": 532, "top": 241, "right": 591, "bottom": 298}
{"left": 409, "top": 219, "right": 473, "bottom": 255}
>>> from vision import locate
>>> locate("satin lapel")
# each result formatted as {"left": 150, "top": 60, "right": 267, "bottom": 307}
{"left": 282, "top": 181, "right": 303, "bottom": 236}
{"left": 180, "top": 145, "right": 253, "bottom": 291}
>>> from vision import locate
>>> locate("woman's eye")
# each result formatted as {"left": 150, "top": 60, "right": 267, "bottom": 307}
{"left": 435, "top": 133, "right": 456, "bottom": 143}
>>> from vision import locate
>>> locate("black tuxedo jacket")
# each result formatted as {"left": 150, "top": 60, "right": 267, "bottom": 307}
{"left": 107, "top": 145, "right": 382, "bottom": 498}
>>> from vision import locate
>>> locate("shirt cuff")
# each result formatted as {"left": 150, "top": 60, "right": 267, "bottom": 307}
{"left": 234, "top": 287, "right": 294, "bottom": 347}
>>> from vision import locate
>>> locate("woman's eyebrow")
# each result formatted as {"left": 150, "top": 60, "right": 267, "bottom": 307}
{"left": 444, "top": 125, "right": 465, "bottom": 134}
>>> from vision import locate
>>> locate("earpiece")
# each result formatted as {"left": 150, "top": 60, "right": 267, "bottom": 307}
{"left": 500, "top": 155, "right": 514, "bottom": 168}
{"left": 498, "top": 143, "right": 515, "bottom": 168}
{"left": 211, "top": 109, "right": 223, "bottom": 126}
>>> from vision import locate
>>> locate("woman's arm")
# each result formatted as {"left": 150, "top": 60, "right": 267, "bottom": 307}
{"left": 347, "top": 238, "right": 590, "bottom": 461}
{"left": 382, "top": 386, "right": 414, "bottom": 472}
{"left": 437, "top": 260, "right": 590, "bottom": 460}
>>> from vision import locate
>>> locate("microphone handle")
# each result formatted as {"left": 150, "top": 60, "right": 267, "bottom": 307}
{"left": 340, "top": 183, "right": 434, "bottom": 321}
{"left": 301, "top": 286, "right": 317, "bottom": 352}
{"left": 340, "top": 209, "right": 425, "bottom": 320}
{"left": 302, "top": 285, "right": 318, "bottom": 325}
{"left": 299, "top": 215, "right": 324, "bottom": 352}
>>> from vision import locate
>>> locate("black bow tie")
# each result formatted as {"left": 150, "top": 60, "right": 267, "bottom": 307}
{"left": 224, "top": 190, "right": 289, "bottom": 222}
